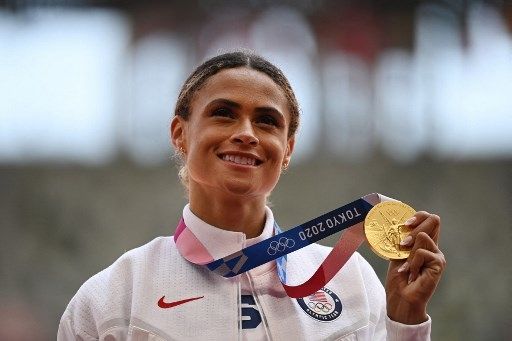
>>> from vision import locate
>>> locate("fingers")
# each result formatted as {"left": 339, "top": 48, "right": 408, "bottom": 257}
{"left": 407, "top": 232, "right": 446, "bottom": 284}
{"left": 401, "top": 211, "right": 441, "bottom": 246}
{"left": 387, "top": 210, "right": 446, "bottom": 311}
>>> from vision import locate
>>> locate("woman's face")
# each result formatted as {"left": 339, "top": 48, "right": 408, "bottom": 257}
{"left": 172, "top": 67, "right": 295, "bottom": 199}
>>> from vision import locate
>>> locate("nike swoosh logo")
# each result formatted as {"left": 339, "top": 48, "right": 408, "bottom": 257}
{"left": 158, "top": 295, "right": 204, "bottom": 309}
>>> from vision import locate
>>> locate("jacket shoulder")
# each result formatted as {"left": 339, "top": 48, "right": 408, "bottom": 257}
{"left": 59, "top": 236, "right": 175, "bottom": 338}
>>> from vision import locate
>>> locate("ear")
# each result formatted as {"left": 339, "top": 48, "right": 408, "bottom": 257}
{"left": 170, "top": 115, "right": 187, "bottom": 152}
{"left": 283, "top": 135, "right": 295, "bottom": 166}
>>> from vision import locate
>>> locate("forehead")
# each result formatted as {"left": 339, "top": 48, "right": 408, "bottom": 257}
{"left": 190, "top": 67, "right": 289, "bottom": 114}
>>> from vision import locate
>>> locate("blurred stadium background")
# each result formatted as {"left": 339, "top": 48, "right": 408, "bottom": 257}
{"left": 1, "top": 0, "right": 511, "bottom": 339}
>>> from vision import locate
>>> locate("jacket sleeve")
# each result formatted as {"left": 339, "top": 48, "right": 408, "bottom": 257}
{"left": 384, "top": 315, "right": 431, "bottom": 341}
{"left": 57, "top": 274, "right": 102, "bottom": 341}
{"left": 355, "top": 253, "right": 432, "bottom": 341}
{"left": 57, "top": 250, "right": 139, "bottom": 341}
{"left": 57, "top": 312, "right": 98, "bottom": 341}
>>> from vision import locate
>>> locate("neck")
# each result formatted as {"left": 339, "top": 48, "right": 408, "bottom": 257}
{"left": 188, "top": 185, "right": 267, "bottom": 239}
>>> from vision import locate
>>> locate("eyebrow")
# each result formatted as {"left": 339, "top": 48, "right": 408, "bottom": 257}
{"left": 207, "top": 98, "right": 285, "bottom": 119}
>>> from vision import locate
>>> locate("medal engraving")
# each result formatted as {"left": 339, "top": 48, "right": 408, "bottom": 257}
{"left": 364, "top": 202, "right": 416, "bottom": 260}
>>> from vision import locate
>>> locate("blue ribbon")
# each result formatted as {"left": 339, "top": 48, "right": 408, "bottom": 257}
{"left": 206, "top": 198, "right": 373, "bottom": 279}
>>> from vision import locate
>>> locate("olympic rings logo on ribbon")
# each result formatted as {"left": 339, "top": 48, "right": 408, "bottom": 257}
{"left": 267, "top": 237, "right": 295, "bottom": 255}
{"left": 307, "top": 301, "right": 333, "bottom": 314}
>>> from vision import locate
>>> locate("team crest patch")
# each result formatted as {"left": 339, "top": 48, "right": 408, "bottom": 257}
{"left": 296, "top": 287, "right": 342, "bottom": 322}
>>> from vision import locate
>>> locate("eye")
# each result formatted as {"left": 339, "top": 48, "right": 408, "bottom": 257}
{"left": 212, "top": 107, "right": 234, "bottom": 118}
{"left": 257, "top": 114, "right": 278, "bottom": 126}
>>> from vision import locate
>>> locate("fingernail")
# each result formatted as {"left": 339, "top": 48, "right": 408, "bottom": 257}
{"left": 400, "top": 235, "right": 413, "bottom": 246}
{"left": 397, "top": 262, "right": 409, "bottom": 273}
{"left": 404, "top": 217, "right": 416, "bottom": 226}
{"left": 408, "top": 273, "right": 414, "bottom": 284}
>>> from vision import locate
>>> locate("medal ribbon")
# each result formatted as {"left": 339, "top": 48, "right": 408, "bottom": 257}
{"left": 174, "top": 193, "right": 388, "bottom": 298}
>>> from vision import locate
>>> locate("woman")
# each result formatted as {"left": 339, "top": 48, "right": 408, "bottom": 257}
{"left": 58, "top": 51, "right": 445, "bottom": 340}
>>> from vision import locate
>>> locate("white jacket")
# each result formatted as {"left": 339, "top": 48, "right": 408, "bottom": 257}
{"left": 58, "top": 205, "right": 431, "bottom": 340}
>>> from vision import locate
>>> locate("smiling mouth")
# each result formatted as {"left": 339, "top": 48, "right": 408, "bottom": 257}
{"left": 219, "top": 154, "right": 262, "bottom": 166}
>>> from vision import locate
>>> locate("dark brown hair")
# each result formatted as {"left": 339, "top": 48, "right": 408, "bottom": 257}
{"left": 174, "top": 51, "right": 300, "bottom": 137}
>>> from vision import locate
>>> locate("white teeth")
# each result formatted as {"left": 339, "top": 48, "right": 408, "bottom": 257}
{"left": 222, "top": 154, "right": 257, "bottom": 166}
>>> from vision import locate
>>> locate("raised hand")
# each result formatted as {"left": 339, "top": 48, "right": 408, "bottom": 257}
{"left": 385, "top": 211, "right": 446, "bottom": 324}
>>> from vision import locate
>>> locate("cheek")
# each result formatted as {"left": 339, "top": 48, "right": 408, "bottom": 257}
{"left": 268, "top": 138, "right": 288, "bottom": 160}
{"left": 188, "top": 127, "right": 218, "bottom": 152}
{"left": 262, "top": 141, "right": 288, "bottom": 181}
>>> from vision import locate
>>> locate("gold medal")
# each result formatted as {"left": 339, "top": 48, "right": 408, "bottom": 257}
{"left": 364, "top": 201, "right": 416, "bottom": 260}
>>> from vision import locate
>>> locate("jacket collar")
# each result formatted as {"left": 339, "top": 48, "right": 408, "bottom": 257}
{"left": 182, "top": 203, "right": 276, "bottom": 263}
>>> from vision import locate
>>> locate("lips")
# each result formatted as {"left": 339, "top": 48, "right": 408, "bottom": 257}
{"left": 219, "top": 153, "right": 262, "bottom": 166}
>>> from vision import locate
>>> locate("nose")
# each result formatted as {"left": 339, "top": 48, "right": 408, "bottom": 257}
{"left": 230, "top": 120, "right": 259, "bottom": 146}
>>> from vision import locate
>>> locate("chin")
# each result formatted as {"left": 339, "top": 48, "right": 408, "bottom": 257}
{"left": 222, "top": 179, "right": 259, "bottom": 197}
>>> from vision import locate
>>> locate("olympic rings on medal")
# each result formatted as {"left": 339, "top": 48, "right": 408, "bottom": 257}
{"left": 267, "top": 237, "right": 295, "bottom": 255}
